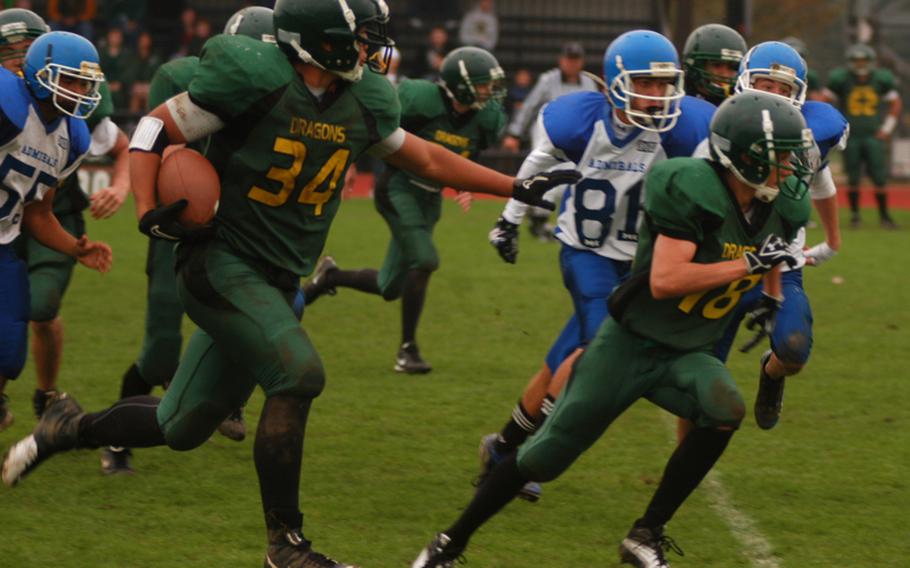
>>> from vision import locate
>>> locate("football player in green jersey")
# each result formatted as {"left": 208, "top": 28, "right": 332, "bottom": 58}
{"left": 413, "top": 91, "right": 812, "bottom": 568}
{"left": 101, "top": 5, "right": 277, "bottom": 475}
{"left": 1, "top": 1, "right": 576, "bottom": 566}
{"left": 827, "top": 44, "right": 903, "bottom": 228}
{"left": 303, "top": 46, "right": 507, "bottom": 373}
{"left": 682, "top": 23, "right": 747, "bottom": 106}
{"left": 0, "top": 8, "right": 130, "bottom": 430}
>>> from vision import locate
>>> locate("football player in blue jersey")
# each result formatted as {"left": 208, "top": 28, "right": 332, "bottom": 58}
{"left": 0, "top": 8, "right": 130, "bottom": 431}
{"left": 479, "top": 30, "right": 716, "bottom": 503}
{"left": 709, "top": 41, "right": 846, "bottom": 431}
{"left": 0, "top": 31, "right": 113, "bottom": 430}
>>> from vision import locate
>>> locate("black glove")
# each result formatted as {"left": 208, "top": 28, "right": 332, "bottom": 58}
{"left": 739, "top": 292, "right": 782, "bottom": 353}
{"left": 512, "top": 170, "right": 582, "bottom": 211}
{"left": 744, "top": 234, "right": 798, "bottom": 275}
{"left": 139, "top": 200, "right": 213, "bottom": 242}
{"left": 489, "top": 216, "right": 519, "bottom": 264}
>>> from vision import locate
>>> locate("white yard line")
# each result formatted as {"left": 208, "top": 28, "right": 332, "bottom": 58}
{"left": 660, "top": 415, "right": 781, "bottom": 568}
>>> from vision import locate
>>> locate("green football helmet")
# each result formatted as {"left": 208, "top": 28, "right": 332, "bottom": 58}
{"left": 0, "top": 8, "right": 49, "bottom": 69}
{"left": 274, "top": 0, "right": 395, "bottom": 82}
{"left": 683, "top": 23, "right": 747, "bottom": 103}
{"left": 224, "top": 6, "right": 275, "bottom": 43}
{"left": 709, "top": 91, "right": 815, "bottom": 202}
{"left": 439, "top": 46, "right": 506, "bottom": 110}
{"left": 846, "top": 43, "right": 876, "bottom": 78}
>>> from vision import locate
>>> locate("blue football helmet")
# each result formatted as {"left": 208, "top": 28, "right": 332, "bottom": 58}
{"left": 23, "top": 31, "right": 104, "bottom": 119}
{"left": 603, "top": 30, "right": 684, "bottom": 133}
{"left": 736, "top": 41, "right": 807, "bottom": 108}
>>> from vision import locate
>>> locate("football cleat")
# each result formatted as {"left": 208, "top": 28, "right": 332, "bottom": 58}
{"left": 880, "top": 217, "right": 899, "bottom": 230}
{"left": 100, "top": 446, "right": 134, "bottom": 475}
{"left": 33, "top": 388, "right": 57, "bottom": 418}
{"left": 754, "top": 350, "right": 785, "bottom": 430}
{"left": 411, "top": 533, "right": 465, "bottom": 568}
{"left": 302, "top": 256, "right": 339, "bottom": 306}
{"left": 2, "top": 392, "right": 84, "bottom": 486}
{"left": 395, "top": 342, "right": 432, "bottom": 374}
{"left": 619, "top": 524, "right": 684, "bottom": 568}
{"left": 0, "top": 394, "right": 13, "bottom": 432}
{"left": 265, "top": 529, "right": 357, "bottom": 568}
{"left": 477, "top": 433, "right": 541, "bottom": 502}
{"left": 217, "top": 408, "right": 247, "bottom": 442}
{"left": 849, "top": 213, "right": 861, "bottom": 229}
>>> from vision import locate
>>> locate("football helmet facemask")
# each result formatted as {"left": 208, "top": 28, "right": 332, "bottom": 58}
{"left": 23, "top": 31, "right": 105, "bottom": 119}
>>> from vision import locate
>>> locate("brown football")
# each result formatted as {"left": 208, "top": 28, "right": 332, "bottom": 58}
{"left": 156, "top": 147, "right": 220, "bottom": 227}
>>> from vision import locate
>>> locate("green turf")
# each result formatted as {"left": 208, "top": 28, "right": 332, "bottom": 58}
{"left": 1, "top": 197, "right": 907, "bottom": 567}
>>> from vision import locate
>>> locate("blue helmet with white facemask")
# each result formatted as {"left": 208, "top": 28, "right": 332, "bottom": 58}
{"left": 23, "top": 31, "right": 104, "bottom": 118}
{"left": 603, "top": 30, "right": 684, "bottom": 133}
{"left": 736, "top": 41, "right": 808, "bottom": 108}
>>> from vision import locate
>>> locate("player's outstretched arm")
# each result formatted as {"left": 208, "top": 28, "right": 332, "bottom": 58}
{"left": 22, "top": 189, "right": 112, "bottom": 273}
{"left": 805, "top": 194, "right": 840, "bottom": 266}
{"left": 383, "top": 131, "right": 579, "bottom": 209}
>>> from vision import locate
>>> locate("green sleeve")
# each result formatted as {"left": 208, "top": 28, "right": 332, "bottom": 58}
{"left": 875, "top": 68, "right": 898, "bottom": 93}
{"left": 352, "top": 69, "right": 401, "bottom": 144}
{"left": 826, "top": 67, "right": 849, "bottom": 96}
{"left": 188, "top": 35, "right": 293, "bottom": 120}
{"left": 86, "top": 82, "right": 114, "bottom": 131}
{"left": 148, "top": 56, "right": 199, "bottom": 108}
{"left": 397, "top": 79, "right": 438, "bottom": 132}
{"left": 645, "top": 159, "right": 721, "bottom": 243}
{"left": 774, "top": 190, "right": 811, "bottom": 242}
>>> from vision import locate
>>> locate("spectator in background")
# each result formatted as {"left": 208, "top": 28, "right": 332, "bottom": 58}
{"left": 172, "top": 7, "right": 196, "bottom": 58}
{"left": 99, "top": 26, "right": 133, "bottom": 109}
{"left": 47, "top": 0, "right": 95, "bottom": 41}
{"left": 417, "top": 25, "right": 450, "bottom": 81}
{"left": 104, "top": 0, "right": 147, "bottom": 47}
{"left": 127, "top": 31, "right": 162, "bottom": 113}
{"left": 459, "top": 0, "right": 498, "bottom": 52}
{"left": 186, "top": 17, "right": 212, "bottom": 57}
{"left": 505, "top": 68, "right": 533, "bottom": 116}
{"left": 501, "top": 42, "right": 598, "bottom": 152}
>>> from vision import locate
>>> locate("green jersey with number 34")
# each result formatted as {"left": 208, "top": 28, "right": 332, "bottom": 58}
{"left": 608, "top": 158, "right": 809, "bottom": 351}
{"left": 187, "top": 35, "right": 400, "bottom": 277}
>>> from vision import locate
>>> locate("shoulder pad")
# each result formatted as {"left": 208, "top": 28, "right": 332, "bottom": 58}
{"left": 873, "top": 68, "right": 897, "bottom": 89}
{"left": 660, "top": 95, "right": 715, "bottom": 159}
{"left": 351, "top": 68, "right": 402, "bottom": 143}
{"left": 802, "top": 101, "right": 848, "bottom": 158}
{"left": 541, "top": 91, "right": 606, "bottom": 163}
{"left": 64, "top": 117, "right": 91, "bottom": 171}
{"left": 826, "top": 67, "right": 849, "bottom": 90}
{"left": 645, "top": 158, "right": 725, "bottom": 241}
{"left": 396, "top": 78, "right": 444, "bottom": 116}
{"left": 0, "top": 68, "right": 30, "bottom": 139}
{"left": 188, "top": 35, "right": 293, "bottom": 120}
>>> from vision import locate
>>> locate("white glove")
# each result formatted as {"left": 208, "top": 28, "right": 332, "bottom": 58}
{"left": 804, "top": 242, "right": 838, "bottom": 266}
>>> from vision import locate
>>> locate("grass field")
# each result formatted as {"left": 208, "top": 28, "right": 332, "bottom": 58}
{"left": 1, "top": 196, "right": 908, "bottom": 567}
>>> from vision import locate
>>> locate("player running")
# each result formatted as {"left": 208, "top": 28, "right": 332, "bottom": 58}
{"left": 479, "top": 30, "right": 714, "bottom": 502}
{"left": 2, "top": 1, "right": 576, "bottom": 566}
{"left": 413, "top": 89, "right": 814, "bottom": 568}
{"left": 303, "top": 46, "right": 507, "bottom": 373}
{"left": 0, "top": 30, "right": 112, "bottom": 430}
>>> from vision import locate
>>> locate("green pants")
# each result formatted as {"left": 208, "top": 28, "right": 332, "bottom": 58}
{"left": 843, "top": 135, "right": 888, "bottom": 187}
{"left": 157, "top": 239, "right": 323, "bottom": 451}
{"left": 375, "top": 181, "right": 441, "bottom": 300}
{"left": 12, "top": 210, "right": 83, "bottom": 322}
{"left": 135, "top": 238, "right": 185, "bottom": 386}
{"left": 517, "top": 318, "right": 745, "bottom": 482}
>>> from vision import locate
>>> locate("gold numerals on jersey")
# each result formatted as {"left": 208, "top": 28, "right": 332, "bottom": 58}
{"left": 247, "top": 136, "right": 351, "bottom": 215}
{"left": 847, "top": 86, "right": 878, "bottom": 117}
{"left": 676, "top": 275, "right": 762, "bottom": 320}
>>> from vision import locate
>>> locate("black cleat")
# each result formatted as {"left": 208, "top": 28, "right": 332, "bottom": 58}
{"left": 302, "top": 256, "right": 339, "bottom": 306}
{"left": 395, "top": 342, "right": 432, "bottom": 374}
{"left": 476, "top": 433, "right": 541, "bottom": 502}
{"left": 411, "top": 533, "right": 465, "bottom": 568}
{"left": 619, "top": 524, "right": 683, "bottom": 568}
{"left": 265, "top": 529, "right": 357, "bottom": 568}
{"left": 2, "top": 392, "right": 84, "bottom": 486}
{"left": 217, "top": 408, "right": 247, "bottom": 442}
{"left": 0, "top": 394, "right": 13, "bottom": 432}
{"left": 880, "top": 217, "right": 899, "bottom": 230}
{"left": 754, "top": 350, "right": 785, "bottom": 430}
{"left": 849, "top": 213, "right": 861, "bottom": 229}
{"left": 100, "top": 447, "right": 134, "bottom": 475}
{"left": 32, "top": 388, "right": 57, "bottom": 418}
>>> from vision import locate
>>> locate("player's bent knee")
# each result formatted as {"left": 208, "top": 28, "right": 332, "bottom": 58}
{"left": 775, "top": 332, "right": 810, "bottom": 369}
{"left": 28, "top": 287, "right": 62, "bottom": 322}
{"left": 701, "top": 379, "right": 746, "bottom": 428}
{"left": 161, "top": 402, "right": 233, "bottom": 451}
